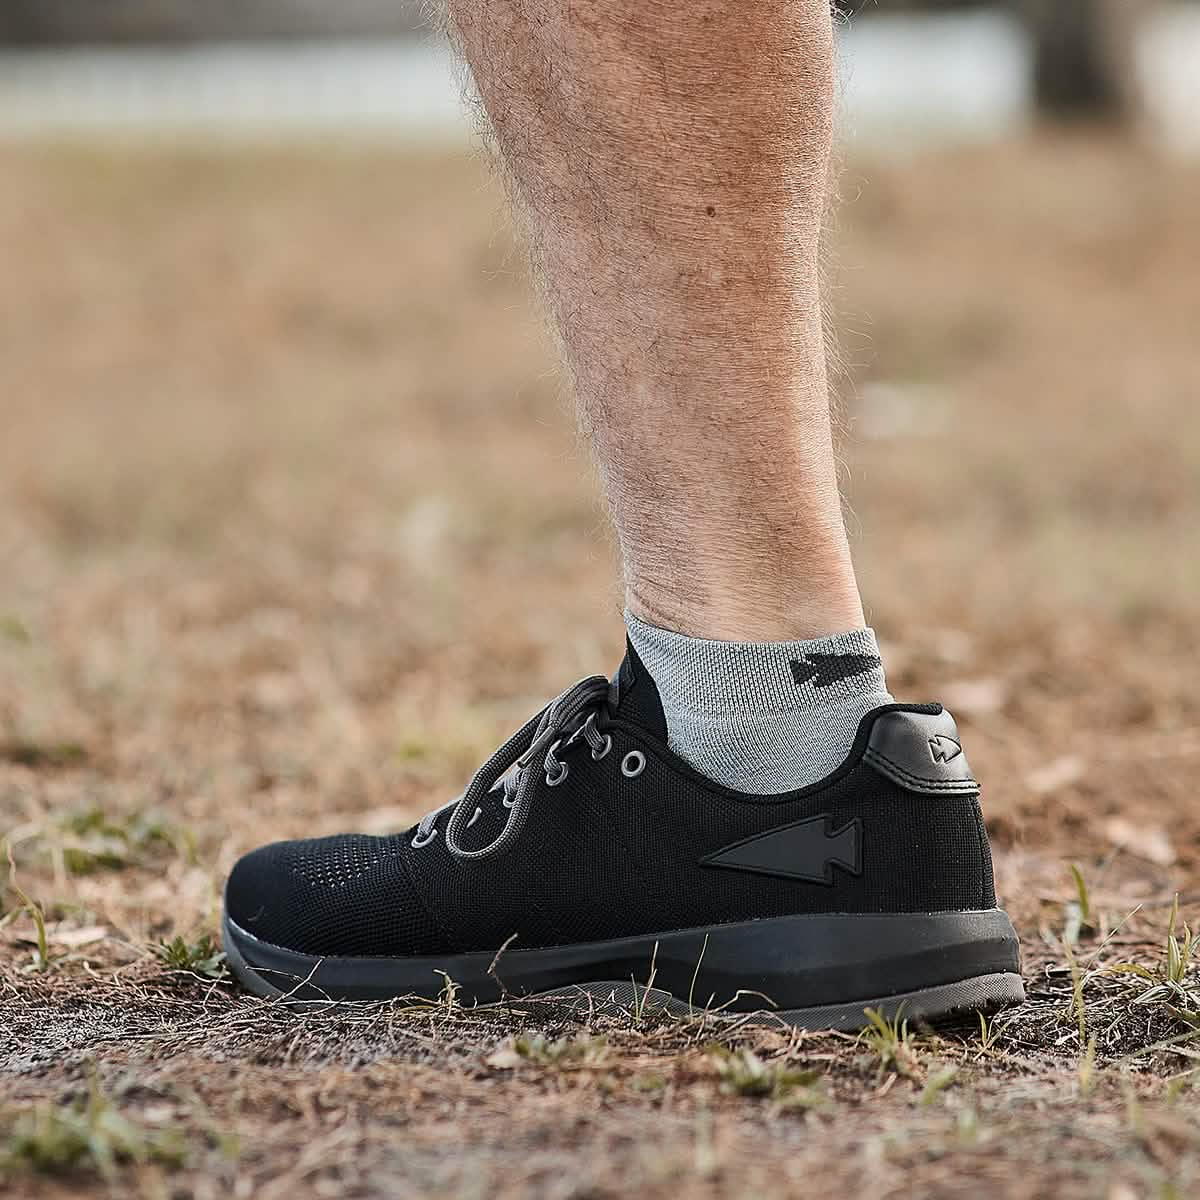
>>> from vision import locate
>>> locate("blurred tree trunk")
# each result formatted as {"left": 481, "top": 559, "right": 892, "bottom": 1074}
{"left": 1017, "top": 0, "right": 1155, "bottom": 123}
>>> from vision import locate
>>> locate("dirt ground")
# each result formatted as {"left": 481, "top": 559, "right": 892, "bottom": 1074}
{"left": 2, "top": 132, "right": 1200, "bottom": 1198}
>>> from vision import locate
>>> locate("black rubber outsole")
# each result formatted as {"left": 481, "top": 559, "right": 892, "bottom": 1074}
{"left": 223, "top": 907, "right": 1024, "bottom": 1032}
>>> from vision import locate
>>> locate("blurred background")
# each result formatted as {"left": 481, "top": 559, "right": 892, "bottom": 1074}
{"left": 2, "top": 0, "right": 1199, "bottom": 940}
{"left": 2, "top": 8, "right": 1200, "bottom": 1193}
{"left": 0, "top": 1, "right": 1198, "bottom": 150}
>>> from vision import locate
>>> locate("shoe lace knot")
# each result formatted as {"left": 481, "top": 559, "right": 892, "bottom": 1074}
{"left": 413, "top": 675, "right": 614, "bottom": 860}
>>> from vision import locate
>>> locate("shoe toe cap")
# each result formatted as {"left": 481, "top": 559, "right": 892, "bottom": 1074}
{"left": 224, "top": 834, "right": 448, "bottom": 958}
{"left": 223, "top": 840, "right": 295, "bottom": 940}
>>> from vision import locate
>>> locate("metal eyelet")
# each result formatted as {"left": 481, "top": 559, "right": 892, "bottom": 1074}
{"left": 592, "top": 734, "right": 613, "bottom": 761}
{"left": 411, "top": 827, "right": 438, "bottom": 849}
{"left": 621, "top": 750, "right": 646, "bottom": 778}
{"left": 546, "top": 761, "right": 569, "bottom": 788}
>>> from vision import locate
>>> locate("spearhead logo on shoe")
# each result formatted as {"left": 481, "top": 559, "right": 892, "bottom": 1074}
{"left": 700, "top": 815, "right": 862, "bottom": 885}
{"left": 789, "top": 653, "right": 882, "bottom": 689}
{"left": 928, "top": 734, "right": 963, "bottom": 764}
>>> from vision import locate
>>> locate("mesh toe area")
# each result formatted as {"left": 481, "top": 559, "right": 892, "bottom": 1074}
{"left": 225, "top": 834, "right": 451, "bottom": 957}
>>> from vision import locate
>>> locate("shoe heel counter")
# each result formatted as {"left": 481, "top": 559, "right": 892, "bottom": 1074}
{"left": 863, "top": 706, "right": 996, "bottom": 910}
{"left": 863, "top": 706, "right": 977, "bottom": 795}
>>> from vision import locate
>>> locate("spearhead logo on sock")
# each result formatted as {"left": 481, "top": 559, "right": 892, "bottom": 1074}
{"left": 928, "top": 734, "right": 963, "bottom": 764}
{"left": 789, "top": 652, "right": 882, "bottom": 689}
{"left": 700, "top": 815, "right": 862, "bottom": 885}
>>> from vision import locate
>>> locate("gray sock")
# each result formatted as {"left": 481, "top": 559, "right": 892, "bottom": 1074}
{"left": 625, "top": 612, "right": 893, "bottom": 795}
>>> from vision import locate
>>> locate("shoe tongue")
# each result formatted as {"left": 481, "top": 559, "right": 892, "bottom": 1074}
{"left": 611, "top": 637, "right": 668, "bottom": 741}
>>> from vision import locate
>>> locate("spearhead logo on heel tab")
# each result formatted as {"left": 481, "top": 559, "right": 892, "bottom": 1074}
{"left": 700, "top": 815, "right": 862, "bottom": 885}
{"left": 789, "top": 653, "right": 882, "bottom": 689}
{"left": 928, "top": 734, "right": 963, "bottom": 764}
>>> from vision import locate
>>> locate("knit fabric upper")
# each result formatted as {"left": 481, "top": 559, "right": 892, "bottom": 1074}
{"left": 224, "top": 644, "right": 995, "bottom": 958}
{"left": 224, "top": 835, "right": 449, "bottom": 958}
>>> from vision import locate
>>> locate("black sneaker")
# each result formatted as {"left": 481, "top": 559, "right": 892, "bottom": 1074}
{"left": 223, "top": 644, "right": 1023, "bottom": 1029}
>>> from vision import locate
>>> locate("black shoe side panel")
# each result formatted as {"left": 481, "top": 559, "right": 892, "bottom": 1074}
{"left": 400, "top": 755, "right": 994, "bottom": 954}
{"left": 607, "top": 757, "right": 990, "bottom": 924}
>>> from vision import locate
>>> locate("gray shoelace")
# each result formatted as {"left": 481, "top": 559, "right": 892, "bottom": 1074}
{"left": 412, "top": 675, "right": 614, "bottom": 860}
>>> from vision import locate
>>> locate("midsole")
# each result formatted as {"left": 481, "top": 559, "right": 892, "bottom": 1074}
{"left": 223, "top": 908, "right": 1020, "bottom": 1011}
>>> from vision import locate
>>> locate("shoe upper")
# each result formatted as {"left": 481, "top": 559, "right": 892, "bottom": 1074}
{"left": 224, "top": 643, "right": 997, "bottom": 958}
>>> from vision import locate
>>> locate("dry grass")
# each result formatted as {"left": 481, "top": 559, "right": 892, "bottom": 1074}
{"left": 2, "top": 132, "right": 1200, "bottom": 1198}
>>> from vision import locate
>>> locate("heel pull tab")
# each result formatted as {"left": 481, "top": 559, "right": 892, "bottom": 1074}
{"left": 863, "top": 708, "right": 979, "bottom": 795}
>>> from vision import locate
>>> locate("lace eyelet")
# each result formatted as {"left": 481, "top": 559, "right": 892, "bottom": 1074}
{"left": 411, "top": 827, "right": 438, "bottom": 849}
{"left": 592, "top": 734, "right": 613, "bottom": 761}
{"left": 621, "top": 750, "right": 646, "bottom": 779}
{"left": 546, "top": 762, "right": 569, "bottom": 787}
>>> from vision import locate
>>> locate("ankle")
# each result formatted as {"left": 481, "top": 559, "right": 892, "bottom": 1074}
{"left": 625, "top": 573, "right": 865, "bottom": 644}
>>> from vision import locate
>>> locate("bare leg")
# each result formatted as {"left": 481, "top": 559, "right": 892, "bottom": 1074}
{"left": 450, "top": 0, "right": 861, "bottom": 642}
